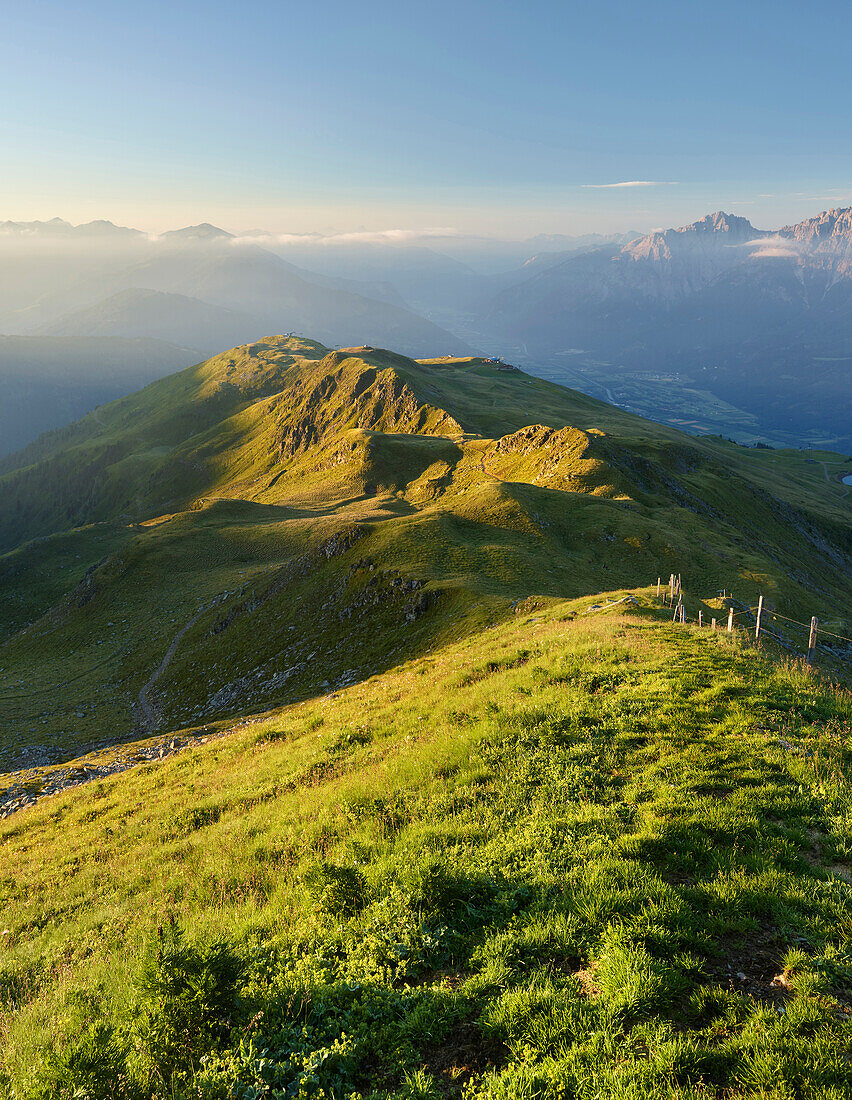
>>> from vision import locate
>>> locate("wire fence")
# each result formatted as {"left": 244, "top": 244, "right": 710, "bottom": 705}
{"left": 655, "top": 572, "right": 851, "bottom": 666}
{"left": 764, "top": 608, "right": 852, "bottom": 644}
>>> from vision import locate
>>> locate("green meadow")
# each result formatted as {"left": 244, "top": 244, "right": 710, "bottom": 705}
{"left": 2, "top": 597, "right": 852, "bottom": 1098}
{"left": 0, "top": 337, "right": 849, "bottom": 1097}
{"left": 0, "top": 339, "right": 848, "bottom": 768}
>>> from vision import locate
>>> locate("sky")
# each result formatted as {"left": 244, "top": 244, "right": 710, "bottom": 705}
{"left": 3, "top": 0, "right": 852, "bottom": 238}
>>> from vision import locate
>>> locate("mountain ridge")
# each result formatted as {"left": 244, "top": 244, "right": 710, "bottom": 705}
{"left": 40, "top": 287, "right": 274, "bottom": 351}
{"left": 780, "top": 205, "right": 852, "bottom": 244}
{"left": 625, "top": 210, "right": 765, "bottom": 264}
{"left": 0, "top": 217, "right": 143, "bottom": 238}
{"left": 0, "top": 334, "right": 848, "bottom": 769}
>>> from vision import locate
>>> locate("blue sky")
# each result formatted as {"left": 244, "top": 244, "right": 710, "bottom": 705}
{"left": 3, "top": 0, "right": 851, "bottom": 236}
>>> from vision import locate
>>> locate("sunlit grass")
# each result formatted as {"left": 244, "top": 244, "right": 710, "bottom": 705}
{"left": 2, "top": 602, "right": 851, "bottom": 1097}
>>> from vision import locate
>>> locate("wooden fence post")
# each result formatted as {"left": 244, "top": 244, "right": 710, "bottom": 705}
{"left": 807, "top": 617, "right": 818, "bottom": 665}
{"left": 657, "top": 577, "right": 661, "bottom": 599}
{"left": 755, "top": 595, "right": 764, "bottom": 642}
{"left": 711, "top": 618, "right": 717, "bottom": 630}
{"left": 727, "top": 608, "right": 734, "bottom": 633}
{"left": 698, "top": 611, "right": 703, "bottom": 628}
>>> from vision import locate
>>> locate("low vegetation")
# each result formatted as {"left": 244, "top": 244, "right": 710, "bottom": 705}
{"left": 2, "top": 597, "right": 851, "bottom": 1098}
{"left": 0, "top": 337, "right": 849, "bottom": 1096}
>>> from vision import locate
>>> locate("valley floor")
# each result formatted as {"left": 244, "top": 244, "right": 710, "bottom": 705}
{"left": 2, "top": 594, "right": 852, "bottom": 1099}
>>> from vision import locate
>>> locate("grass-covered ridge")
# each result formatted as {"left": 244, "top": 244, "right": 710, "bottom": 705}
{"left": 2, "top": 598, "right": 852, "bottom": 1098}
{"left": 0, "top": 337, "right": 849, "bottom": 768}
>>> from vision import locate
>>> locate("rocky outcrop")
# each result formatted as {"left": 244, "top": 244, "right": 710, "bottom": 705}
{"left": 488, "top": 424, "right": 624, "bottom": 495}
{"left": 275, "top": 355, "right": 463, "bottom": 462}
{"left": 0, "top": 729, "right": 228, "bottom": 820}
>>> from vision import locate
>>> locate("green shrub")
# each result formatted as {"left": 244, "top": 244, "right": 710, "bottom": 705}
{"left": 303, "top": 862, "right": 368, "bottom": 917}
{"left": 396, "top": 853, "right": 495, "bottom": 921}
{"left": 196, "top": 1031, "right": 358, "bottom": 1100}
{"left": 133, "top": 920, "right": 245, "bottom": 1087}
{"left": 170, "top": 805, "right": 222, "bottom": 835}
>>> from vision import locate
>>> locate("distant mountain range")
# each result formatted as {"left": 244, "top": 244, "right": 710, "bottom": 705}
{"left": 0, "top": 217, "right": 143, "bottom": 238}
{"left": 486, "top": 209, "right": 852, "bottom": 345}
{"left": 1, "top": 226, "right": 474, "bottom": 356}
{"left": 483, "top": 209, "right": 852, "bottom": 449}
{"left": 39, "top": 245, "right": 473, "bottom": 357}
{"left": 1, "top": 211, "right": 849, "bottom": 456}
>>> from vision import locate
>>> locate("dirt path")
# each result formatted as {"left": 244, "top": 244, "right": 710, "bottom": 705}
{"left": 136, "top": 608, "right": 208, "bottom": 733}
{"left": 478, "top": 443, "right": 500, "bottom": 481}
{"left": 817, "top": 461, "right": 852, "bottom": 497}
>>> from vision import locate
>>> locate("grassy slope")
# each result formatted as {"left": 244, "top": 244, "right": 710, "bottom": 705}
{"left": 0, "top": 339, "right": 849, "bottom": 769}
{"left": 2, "top": 339, "right": 848, "bottom": 550}
{"left": 0, "top": 337, "right": 329, "bottom": 549}
{"left": 2, "top": 598, "right": 852, "bottom": 1097}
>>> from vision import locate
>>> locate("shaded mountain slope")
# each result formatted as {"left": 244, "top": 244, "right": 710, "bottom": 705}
{"left": 64, "top": 243, "right": 475, "bottom": 359}
{"left": 41, "top": 288, "right": 264, "bottom": 354}
{"left": 0, "top": 334, "right": 198, "bottom": 457}
{"left": 265, "top": 239, "right": 492, "bottom": 315}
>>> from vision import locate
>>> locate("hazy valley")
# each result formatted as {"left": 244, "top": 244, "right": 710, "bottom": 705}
{"left": 484, "top": 209, "right": 852, "bottom": 451}
{"left": 2, "top": 208, "right": 852, "bottom": 461}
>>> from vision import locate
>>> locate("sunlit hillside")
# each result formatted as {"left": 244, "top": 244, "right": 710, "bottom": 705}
{"left": 0, "top": 337, "right": 848, "bottom": 773}
{"left": 2, "top": 596, "right": 852, "bottom": 1098}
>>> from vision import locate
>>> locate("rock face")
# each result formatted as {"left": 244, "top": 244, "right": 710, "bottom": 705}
{"left": 276, "top": 353, "right": 464, "bottom": 461}
{"left": 625, "top": 211, "right": 762, "bottom": 265}
{"left": 483, "top": 206, "right": 852, "bottom": 447}
{"left": 780, "top": 206, "right": 852, "bottom": 246}
{"left": 488, "top": 206, "right": 852, "bottom": 332}
{"left": 773, "top": 208, "right": 852, "bottom": 281}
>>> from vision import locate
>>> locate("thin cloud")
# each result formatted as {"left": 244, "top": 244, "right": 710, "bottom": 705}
{"left": 581, "top": 181, "right": 678, "bottom": 189}
{"left": 744, "top": 235, "right": 801, "bottom": 260}
{"left": 750, "top": 246, "right": 800, "bottom": 258}
{"left": 232, "top": 227, "right": 462, "bottom": 246}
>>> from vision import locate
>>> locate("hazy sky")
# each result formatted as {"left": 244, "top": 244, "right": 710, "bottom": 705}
{"left": 4, "top": 0, "right": 851, "bottom": 237}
